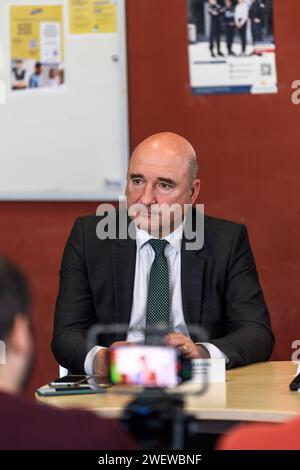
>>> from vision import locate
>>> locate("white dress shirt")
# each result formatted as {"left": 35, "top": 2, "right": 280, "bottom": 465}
{"left": 84, "top": 222, "right": 227, "bottom": 374}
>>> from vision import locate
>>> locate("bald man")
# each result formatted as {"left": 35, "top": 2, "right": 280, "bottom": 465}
{"left": 52, "top": 132, "right": 274, "bottom": 376}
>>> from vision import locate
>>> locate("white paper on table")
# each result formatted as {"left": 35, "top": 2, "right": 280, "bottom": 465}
{"left": 191, "top": 358, "right": 226, "bottom": 383}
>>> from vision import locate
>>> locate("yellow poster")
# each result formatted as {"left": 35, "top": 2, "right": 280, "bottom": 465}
{"left": 10, "top": 5, "right": 64, "bottom": 91}
{"left": 69, "top": 0, "right": 117, "bottom": 35}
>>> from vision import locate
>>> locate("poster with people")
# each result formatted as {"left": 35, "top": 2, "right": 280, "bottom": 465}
{"left": 10, "top": 5, "right": 64, "bottom": 92}
{"left": 187, "top": 0, "right": 277, "bottom": 94}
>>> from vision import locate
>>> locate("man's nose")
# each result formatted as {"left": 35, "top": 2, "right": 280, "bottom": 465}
{"left": 139, "top": 184, "right": 156, "bottom": 206}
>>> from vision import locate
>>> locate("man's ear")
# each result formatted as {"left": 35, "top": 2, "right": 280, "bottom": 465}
{"left": 7, "top": 314, "right": 32, "bottom": 358}
{"left": 190, "top": 179, "right": 201, "bottom": 204}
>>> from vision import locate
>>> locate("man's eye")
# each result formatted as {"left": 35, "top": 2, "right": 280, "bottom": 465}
{"left": 132, "top": 179, "right": 144, "bottom": 185}
{"left": 158, "top": 183, "right": 172, "bottom": 190}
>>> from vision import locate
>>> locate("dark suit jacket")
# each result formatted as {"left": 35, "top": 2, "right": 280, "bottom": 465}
{"left": 0, "top": 391, "right": 135, "bottom": 450}
{"left": 52, "top": 211, "right": 274, "bottom": 373}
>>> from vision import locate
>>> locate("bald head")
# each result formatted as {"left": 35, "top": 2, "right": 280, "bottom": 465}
{"left": 130, "top": 132, "right": 198, "bottom": 184}
{"left": 126, "top": 132, "right": 201, "bottom": 234}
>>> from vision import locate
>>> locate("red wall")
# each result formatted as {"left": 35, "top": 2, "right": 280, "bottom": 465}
{"left": 1, "top": 0, "right": 300, "bottom": 396}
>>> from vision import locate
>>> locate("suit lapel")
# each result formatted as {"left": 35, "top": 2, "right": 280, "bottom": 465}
{"left": 181, "top": 248, "right": 206, "bottom": 327}
{"left": 181, "top": 208, "right": 206, "bottom": 329}
{"left": 111, "top": 237, "right": 136, "bottom": 338}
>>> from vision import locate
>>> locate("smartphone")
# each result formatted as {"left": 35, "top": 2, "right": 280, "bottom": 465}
{"left": 37, "top": 387, "right": 101, "bottom": 396}
{"left": 109, "top": 345, "right": 192, "bottom": 388}
{"left": 49, "top": 375, "right": 111, "bottom": 389}
{"left": 49, "top": 375, "right": 88, "bottom": 388}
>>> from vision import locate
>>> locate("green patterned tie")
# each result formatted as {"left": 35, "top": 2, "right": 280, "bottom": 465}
{"left": 145, "top": 239, "right": 169, "bottom": 343}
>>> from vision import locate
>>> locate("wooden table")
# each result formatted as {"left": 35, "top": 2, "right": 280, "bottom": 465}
{"left": 37, "top": 361, "right": 300, "bottom": 424}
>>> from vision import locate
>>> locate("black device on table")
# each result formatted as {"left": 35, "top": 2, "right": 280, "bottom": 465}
{"left": 48, "top": 375, "right": 111, "bottom": 390}
{"left": 289, "top": 371, "right": 300, "bottom": 391}
{"left": 36, "top": 375, "right": 110, "bottom": 396}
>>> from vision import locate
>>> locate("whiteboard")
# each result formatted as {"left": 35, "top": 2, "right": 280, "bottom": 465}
{"left": 0, "top": 0, "right": 129, "bottom": 200}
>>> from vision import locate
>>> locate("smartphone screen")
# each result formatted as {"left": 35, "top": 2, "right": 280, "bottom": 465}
{"left": 109, "top": 345, "right": 178, "bottom": 388}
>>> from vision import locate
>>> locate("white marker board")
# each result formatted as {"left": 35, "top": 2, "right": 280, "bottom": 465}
{"left": 0, "top": 0, "right": 129, "bottom": 200}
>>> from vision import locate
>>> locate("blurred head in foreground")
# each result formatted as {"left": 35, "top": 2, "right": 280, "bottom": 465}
{"left": 0, "top": 256, "right": 33, "bottom": 394}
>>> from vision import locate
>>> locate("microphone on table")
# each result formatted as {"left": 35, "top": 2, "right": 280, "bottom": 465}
{"left": 289, "top": 371, "right": 300, "bottom": 391}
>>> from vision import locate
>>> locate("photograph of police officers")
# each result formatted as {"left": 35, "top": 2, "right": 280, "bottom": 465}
{"left": 188, "top": 0, "right": 274, "bottom": 58}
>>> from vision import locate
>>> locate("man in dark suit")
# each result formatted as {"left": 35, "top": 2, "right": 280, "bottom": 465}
{"left": 224, "top": 0, "right": 236, "bottom": 56}
{"left": 0, "top": 256, "right": 135, "bottom": 449}
{"left": 52, "top": 132, "right": 274, "bottom": 376}
{"left": 249, "top": 0, "right": 265, "bottom": 44}
{"left": 208, "top": 0, "right": 224, "bottom": 57}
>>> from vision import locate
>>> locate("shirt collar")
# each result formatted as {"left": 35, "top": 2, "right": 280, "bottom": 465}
{"left": 135, "top": 220, "right": 184, "bottom": 253}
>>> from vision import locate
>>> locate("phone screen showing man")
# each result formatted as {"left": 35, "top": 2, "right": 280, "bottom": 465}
{"left": 109, "top": 345, "right": 178, "bottom": 388}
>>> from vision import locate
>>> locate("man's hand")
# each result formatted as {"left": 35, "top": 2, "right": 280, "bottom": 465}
{"left": 164, "top": 333, "right": 210, "bottom": 360}
{"left": 92, "top": 341, "right": 133, "bottom": 376}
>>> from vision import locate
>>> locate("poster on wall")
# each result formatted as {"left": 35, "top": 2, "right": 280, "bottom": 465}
{"left": 10, "top": 5, "right": 64, "bottom": 91}
{"left": 187, "top": 0, "right": 277, "bottom": 95}
{"left": 68, "top": 0, "right": 117, "bottom": 35}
